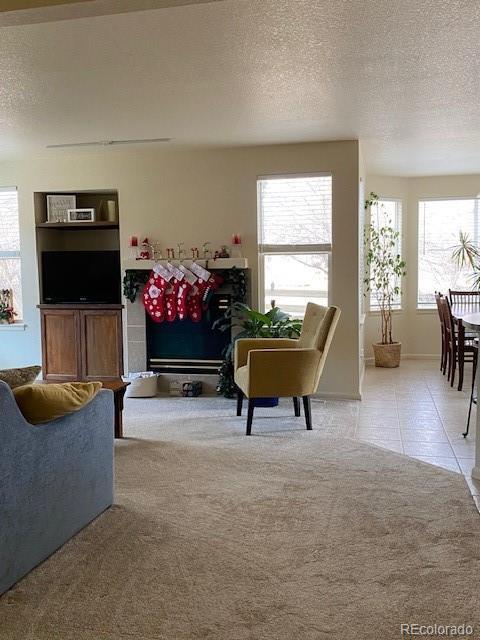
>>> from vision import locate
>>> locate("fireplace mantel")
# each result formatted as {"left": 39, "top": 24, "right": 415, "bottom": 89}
{"left": 123, "top": 257, "right": 248, "bottom": 271}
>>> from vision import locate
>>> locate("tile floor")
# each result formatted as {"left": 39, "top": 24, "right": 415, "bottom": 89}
{"left": 355, "top": 359, "right": 480, "bottom": 509}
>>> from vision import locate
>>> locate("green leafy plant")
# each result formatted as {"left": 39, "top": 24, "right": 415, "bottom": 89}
{"left": 214, "top": 302, "right": 302, "bottom": 397}
{"left": 0, "top": 289, "right": 16, "bottom": 324}
{"left": 364, "top": 192, "right": 406, "bottom": 345}
{"left": 451, "top": 231, "right": 480, "bottom": 290}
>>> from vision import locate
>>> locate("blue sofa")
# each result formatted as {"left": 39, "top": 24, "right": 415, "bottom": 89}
{"left": 0, "top": 380, "right": 114, "bottom": 595}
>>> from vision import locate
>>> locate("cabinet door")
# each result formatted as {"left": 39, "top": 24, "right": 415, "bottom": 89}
{"left": 41, "top": 309, "right": 81, "bottom": 381}
{"left": 81, "top": 310, "right": 123, "bottom": 380}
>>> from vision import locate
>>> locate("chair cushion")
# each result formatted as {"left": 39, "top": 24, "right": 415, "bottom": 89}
{"left": 13, "top": 382, "right": 103, "bottom": 425}
{"left": 298, "top": 303, "right": 335, "bottom": 351}
{"left": 0, "top": 365, "right": 41, "bottom": 389}
{"left": 234, "top": 365, "right": 249, "bottom": 395}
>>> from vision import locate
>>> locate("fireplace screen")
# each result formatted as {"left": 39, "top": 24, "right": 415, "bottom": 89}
{"left": 146, "top": 293, "right": 231, "bottom": 374}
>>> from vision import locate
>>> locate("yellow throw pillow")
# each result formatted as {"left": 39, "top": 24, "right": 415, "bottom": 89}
{"left": 13, "top": 382, "right": 103, "bottom": 425}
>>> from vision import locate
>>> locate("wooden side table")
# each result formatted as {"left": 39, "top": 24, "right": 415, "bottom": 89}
{"left": 37, "top": 379, "right": 129, "bottom": 439}
{"left": 97, "top": 380, "right": 130, "bottom": 438}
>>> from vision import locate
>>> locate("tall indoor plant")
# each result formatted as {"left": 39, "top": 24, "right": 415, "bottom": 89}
{"left": 364, "top": 193, "right": 407, "bottom": 367}
{"left": 451, "top": 231, "right": 480, "bottom": 288}
{"left": 214, "top": 302, "right": 302, "bottom": 398}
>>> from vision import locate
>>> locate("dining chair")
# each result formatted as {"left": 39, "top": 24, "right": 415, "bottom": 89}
{"left": 448, "top": 291, "right": 479, "bottom": 391}
{"left": 464, "top": 340, "right": 478, "bottom": 438}
{"left": 234, "top": 303, "right": 341, "bottom": 435}
{"left": 434, "top": 292, "right": 447, "bottom": 374}
{"left": 440, "top": 296, "right": 476, "bottom": 390}
{"left": 448, "top": 289, "right": 480, "bottom": 306}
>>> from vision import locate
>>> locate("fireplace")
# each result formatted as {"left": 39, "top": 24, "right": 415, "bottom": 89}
{"left": 123, "top": 261, "right": 248, "bottom": 381}
{"left": 146, "top": 293, "right": 231, "bottom": 374}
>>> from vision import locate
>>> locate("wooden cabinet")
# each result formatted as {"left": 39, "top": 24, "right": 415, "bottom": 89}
{"left": 82, "top": 309, "right": 123, "bottom": 380}
{"left": 40, "top": 305, "right": 123, "bottom": 381}
{"left": 41, "top": 308, "right": 82, "bottom": 381}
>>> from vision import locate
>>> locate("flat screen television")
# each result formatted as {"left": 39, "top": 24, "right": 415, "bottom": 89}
{"left": 42, "top": 251, "right": 121, "bottom": 304}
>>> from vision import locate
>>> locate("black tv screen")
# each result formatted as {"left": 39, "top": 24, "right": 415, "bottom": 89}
{"left": 42, "top": 251, "right": 121, "bottom": 304}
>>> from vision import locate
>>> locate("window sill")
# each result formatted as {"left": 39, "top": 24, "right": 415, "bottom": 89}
{"left": 0, "top": 322, "right": 26, "bottom": 331}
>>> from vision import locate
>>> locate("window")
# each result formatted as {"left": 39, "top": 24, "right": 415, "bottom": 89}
{"left": 418, "top": 198, "right": 480, "bottom": 308}
{"left": 369, "top": 198, "right": 403, "bottom": 310}
{"left": 258, "top": 175, "right": 332, "bottom": 316}
{"left": 0, "top": 187, "right": 22, "bottom": 319}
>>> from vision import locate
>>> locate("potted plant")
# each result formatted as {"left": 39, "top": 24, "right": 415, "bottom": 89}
{"left": 364, "top": 193, "right": 407, "bottom": 367}
{"left": 0, "top": 289, "right": 16, "bottom": 325}
{"left": 451, "top": 231, "right": 480, "bottom": 287}
{"left": 214, "top": 302, "right": 302, "bottom": 400}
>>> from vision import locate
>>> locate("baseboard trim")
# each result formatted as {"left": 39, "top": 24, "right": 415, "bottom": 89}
{"left": 359, "top": 359, "right": 366, "bottom": 387}
{"left": 314, "top": 391, "right": 362, "bottom": 401}
{"left": 364, "top": 353, "right": 439, "bottom": 365}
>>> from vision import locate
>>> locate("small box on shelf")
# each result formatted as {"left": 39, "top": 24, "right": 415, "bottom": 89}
{"left": 182, "top": 381, "right": 203, "bottom": 397}
{"left": 169, "top": 380, "right": 203, "bottom": 397}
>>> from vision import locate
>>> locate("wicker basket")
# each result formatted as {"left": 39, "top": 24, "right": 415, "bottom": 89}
{"left": 122, "top": 373, "right": 158, "bottom": 398}
{"left": 372, "top": 342, "right": 401, "bottom": 368}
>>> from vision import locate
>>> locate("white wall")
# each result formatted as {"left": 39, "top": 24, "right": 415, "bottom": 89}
{"left": 358, "top": 145, "right": 367, "bottom": 383}
{"left": 0, "top": 140, "right": 362, "bottom": 398}
{"left": 365, "top": 173, "right": 480, "bottom": 359}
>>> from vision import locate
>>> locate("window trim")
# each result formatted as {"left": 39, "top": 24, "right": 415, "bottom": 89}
{"left": 367, "top": 196, "right": 403, "bottom": 313}
{"left": 257, "top": 171, "right": 332, "bottom": 181}
{"left": 417, "top": 195, "right": 480, "bottom": 309}
{"left": 257, "top": 173, "right": 332, "bottom": 314}
{"left": 259, "top": 243, "right": 332, "bottom": 254}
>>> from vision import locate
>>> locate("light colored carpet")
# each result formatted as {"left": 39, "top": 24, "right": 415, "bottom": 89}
{"left": 1, "top": 397, "right": 480, "bottom": 640}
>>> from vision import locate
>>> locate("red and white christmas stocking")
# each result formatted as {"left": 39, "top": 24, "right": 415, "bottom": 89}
{"left": 177, "top": 280, "right": 192, "bottom": 320}
{"left": 177, "top": 265, "right": 197, "bottom": 320}
{"left": 142, "top": 264, "right": 172, "bottom": 322}
{"left": 164, "top": 263, "right": 185, "bottom": 322}
{"left": 186, "top": 262, "right": 215, "bottom": 322}
{"left": 202, "top": 273, "right": 223, "bottom": 309}
{"left": 186, "top": 281, "right": 205, "bottom": 322}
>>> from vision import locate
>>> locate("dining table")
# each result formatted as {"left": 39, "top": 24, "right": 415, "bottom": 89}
{"left": 451, "top": 304, "right": 480, "bottom": 481}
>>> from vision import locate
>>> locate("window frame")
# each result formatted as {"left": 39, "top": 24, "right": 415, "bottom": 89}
{"left": 257, "top": 172, "right": 333, "bottom": 315}
{"left": 367, "top": 196, "right": 403, "bottom": 313}
{"left": 0, "top": 186, "right": 22, "bottom": 321}
{"left": 417, "top": 195, "right": 479, "bottom": 310}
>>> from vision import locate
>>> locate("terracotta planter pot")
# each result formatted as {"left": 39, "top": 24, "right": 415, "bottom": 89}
{"left": 373, "top": 342, "right": 401, "bottom": 368}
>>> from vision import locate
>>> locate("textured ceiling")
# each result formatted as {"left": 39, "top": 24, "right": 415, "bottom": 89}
{"left": 0, "top": 0, "right": 92, "bottom": 10}
{"left": 0, "top": 0, "right": 479, "bottom": 175}
{"left": 0, "top": 0, "right": 221, "bottom": 25}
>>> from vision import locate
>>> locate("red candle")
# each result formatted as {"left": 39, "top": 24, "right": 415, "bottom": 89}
{"left": 130, "top": 236, "right": 138, "bottom": 247}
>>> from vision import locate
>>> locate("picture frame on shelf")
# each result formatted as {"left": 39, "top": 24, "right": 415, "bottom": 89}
{"left": 67, "top": 208, "right": 95, "bottom": 223}
{"left": 46, "top": 194, "right": 76, "bottom": 223}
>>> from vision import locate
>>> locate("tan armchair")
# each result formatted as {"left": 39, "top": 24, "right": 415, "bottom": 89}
{"left": 234, "top": 303, "right": 341, "bottom": 435}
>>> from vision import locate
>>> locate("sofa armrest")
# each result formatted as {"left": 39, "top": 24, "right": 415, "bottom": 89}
{"left": 0, "top": 385, "right": 114, "bottom": 595}
{"left": 234, "top": 338, "right": 298, "bottom": 369}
